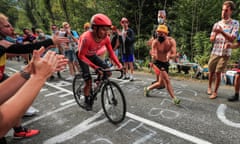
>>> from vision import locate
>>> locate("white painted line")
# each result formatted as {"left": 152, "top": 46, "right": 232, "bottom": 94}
{"left": 59, "top": 93, "right": 71, "bottom": 98}
{"left": 40, "top": 88, "right": 48, "bottom": 92}
{"left": 43, "top": 110, "right": 107, "bottom": 144}
{"left": 45, "top": 81, "right": 73, "bottom": 94}
{"left": 60, "top": 99, "right": 75, "bottom": 106}
{"left": 45, "top": 91, "right": 63, "bottom": 97}
{"left": 6, "top": 67, "right": 18, "bottom": 72}
{"left": 217, "top": 104, "right": 240, "bottom": 128}
{"left": 126, "top": 112, "right": 212, "bottom": 144}
{"left": 22, "top": 103, "right": 76, "bottom": 126}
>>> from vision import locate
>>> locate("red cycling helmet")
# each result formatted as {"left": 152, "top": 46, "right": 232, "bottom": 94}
{"left": 90, "top": 13, "right": 112, "bottom": 27}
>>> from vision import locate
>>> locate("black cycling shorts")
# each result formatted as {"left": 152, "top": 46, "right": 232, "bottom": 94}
{"left": 153, "top": 60, "right": 170, "bottom": 73}
{"left": 78, "top": 55, "right": 109, "bottom": 80}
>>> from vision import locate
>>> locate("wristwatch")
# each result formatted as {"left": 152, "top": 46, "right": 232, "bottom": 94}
{"left": 19, "top": 70, "right": 31, "bottom": 80}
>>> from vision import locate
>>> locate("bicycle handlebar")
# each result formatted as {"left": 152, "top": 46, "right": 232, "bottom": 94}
{"left": 94, "top": 68, "right": 124, "bottom": 80}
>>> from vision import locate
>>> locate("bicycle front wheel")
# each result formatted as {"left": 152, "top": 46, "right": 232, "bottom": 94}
{"left": 101, "top": 81, "right": 126, "bottom": 124}
{"left": 72, "top": 74, "right": 85, "bottom": 108}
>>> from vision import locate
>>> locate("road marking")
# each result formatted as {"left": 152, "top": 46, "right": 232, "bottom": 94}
{"left": 22, "top": 103, "right": 76, "bottom": 126}
{"left": 217, "top": 104, "right": 240, "bottom": 128}
{"left": 60, "top": 99, "right": 75, "bottom": 106}
{"left": 43, "top": 110, "right": 107, "bottom": 144}
{"left": 59, "top": 93, "right": 71, "bottom": 97}
{"left": 45, "top": 91, "right": 63, "bottom": 97}
{"left": 22, "top": 82, "right": 76, "bottom": 126}
{"left": 127, "top": 112, "right": 212, "bottom": 144}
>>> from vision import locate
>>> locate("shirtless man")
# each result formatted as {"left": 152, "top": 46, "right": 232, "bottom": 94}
{"left": 144, "top": 25, "right": 180, "bottom": 104}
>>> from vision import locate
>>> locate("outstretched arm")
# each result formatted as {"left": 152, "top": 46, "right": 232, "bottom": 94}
{"left": 0, "top": 47, "right": 68, "bottom": 137}
{"left": 1, "top": 36, "right": 69, "bottom": 55}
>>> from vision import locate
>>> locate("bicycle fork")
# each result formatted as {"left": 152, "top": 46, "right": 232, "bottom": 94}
{"left": 105, "top": 83, "right": 117, "bottom": 105}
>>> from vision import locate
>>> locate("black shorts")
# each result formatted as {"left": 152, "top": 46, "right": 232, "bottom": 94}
{"left": 153, "top": 60, "right": 170, "bottom": 73}
{"left": 78, "top": 55, "right": 109, "bottom": 80}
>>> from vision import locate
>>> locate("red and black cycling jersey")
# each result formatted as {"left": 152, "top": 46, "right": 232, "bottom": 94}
{"left": 78, "top": 31, "right": 121, "bottom": 69}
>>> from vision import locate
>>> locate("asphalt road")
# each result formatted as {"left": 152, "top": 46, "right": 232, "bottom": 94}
{"left": 4, "top": 60, "right": 240, "bottom": 144}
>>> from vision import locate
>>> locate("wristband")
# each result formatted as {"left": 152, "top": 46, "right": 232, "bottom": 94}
{"left": 19, "top": 70, "right": 31, "bottom": 80}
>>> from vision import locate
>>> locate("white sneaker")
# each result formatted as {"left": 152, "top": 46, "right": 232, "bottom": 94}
{"left": 66, "top": 76, "right": 74, "bottom": 81}
{"left": 24, "top": 106, "right": 39, "bottom": 116}
{"left": 129, "top": 75, "right": 134, "bottom": 81}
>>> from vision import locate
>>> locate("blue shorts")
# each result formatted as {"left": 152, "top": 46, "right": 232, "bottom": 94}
{"left": 122, "top": 54, "right": 134, "bottom": 62}
{"left": 64, "top": 50, "right": 77, "bottom": 62}
{"left": 114, "top": 49, "right": 119, "bottom": 57}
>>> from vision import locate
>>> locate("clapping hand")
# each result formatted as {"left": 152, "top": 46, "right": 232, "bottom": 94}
{"left": 52, "top": 35, "right": 69, "bottom": 45}
{"left": 26, "top": 47, "right": 68, "bottom": 79}
{"left": 213, "top": 25, "right": 222, "bottom": 34}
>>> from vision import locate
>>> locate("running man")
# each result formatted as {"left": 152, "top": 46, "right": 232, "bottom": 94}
{"left": 144, "top": 25, "right": 180, "bottom": 104}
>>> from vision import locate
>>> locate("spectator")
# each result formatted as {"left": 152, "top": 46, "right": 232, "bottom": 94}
{"left": 22, "top": 28, "right": 37, "bottom": 44}
{"left": 49, "top": 24, "right": 63, "bottom": 80}
{"left": 207, "top": 1, "right": 239, "bottom": 99}
{"left": 83, "top": 22, "right": 91, "bottom": 31}
{"left": 110, "top": 25, "right": 120, "bottom": 68}
{"left": 0, "top": 12, "right": 69, "bottom": 140}
{"left": 225, "top": 36, "right": 240, "bottom": 101}
{"left": 0, "top": 47, "right": 68, "bottom": 138}
{"left": 119, "top": 17, "right": 135, "bottom": 81}
{"left": 62, "top": 22, "right": 80, "bottom": 80}
{"left": 228, "top": 66, "right": 240, "bottom": 101}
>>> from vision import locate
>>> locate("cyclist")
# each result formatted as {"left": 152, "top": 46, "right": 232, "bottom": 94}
{"left": 78, "top": 13, "right": 122, "bottom": 111}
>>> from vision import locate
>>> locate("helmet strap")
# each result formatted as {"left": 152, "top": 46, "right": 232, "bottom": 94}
{"left": 94, "top": 26, "right": 101, "bottom": 42}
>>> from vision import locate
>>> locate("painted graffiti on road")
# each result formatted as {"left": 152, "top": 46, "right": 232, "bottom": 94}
{"left": 217, "top": 104, "right": 240, "bottom": 128}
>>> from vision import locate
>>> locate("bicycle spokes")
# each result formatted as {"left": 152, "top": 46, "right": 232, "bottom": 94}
{"left": 101, "top": 81, "right": 126, "bottom": 124}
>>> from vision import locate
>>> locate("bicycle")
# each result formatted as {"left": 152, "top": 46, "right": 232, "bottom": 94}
{"left": 72, "top": 68, "right": 126, "bottom": 124}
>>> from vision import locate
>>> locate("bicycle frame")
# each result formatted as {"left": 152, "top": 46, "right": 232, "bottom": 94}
{"left": 90, "top": 70, "right": 115, "bottom": 98}
{"left": 91, "top": 69, "right": 122, "bottom": 99}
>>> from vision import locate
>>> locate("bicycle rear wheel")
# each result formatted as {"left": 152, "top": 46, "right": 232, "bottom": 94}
{"left": 101, "top": 81, "right": 126, "bottom": 124}
{"left": 72, "top": 74, "right": 85, "bottom": 108}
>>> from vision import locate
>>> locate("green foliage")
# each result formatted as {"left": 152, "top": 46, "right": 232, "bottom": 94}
{"left": 230, "top": 48, "right": 240, "bottom": 63}
{"left": 2, "top": 0, "right": 240, "bottom": 67}
{"left": 134, "top": 34, "right": 151, "bottom": 60}
{"left": 192, "top": 31, "right": 211, "bottom": 65}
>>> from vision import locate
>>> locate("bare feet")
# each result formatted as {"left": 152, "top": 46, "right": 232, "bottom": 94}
{"left": 207, "top": 88, "right": 212, "bottom": 95}
{"left": 209, "top": 92, "right": 217, "bottom": 99}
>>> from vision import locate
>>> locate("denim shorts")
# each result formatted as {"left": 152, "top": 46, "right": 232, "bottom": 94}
{"left": 64, "top": 50, "right": 77, "bottom": 62}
